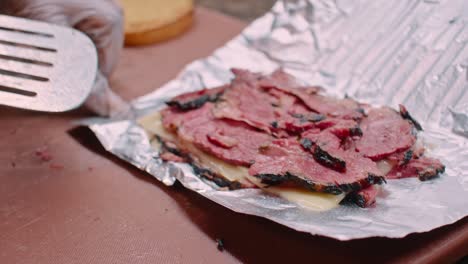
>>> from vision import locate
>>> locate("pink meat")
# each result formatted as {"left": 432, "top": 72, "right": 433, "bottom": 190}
{"left": 386, "top": 156, "right": 445, "bottom": 181}
{"left": 259, "top": 69, "right": 363, "bottom": 120}
{"left": 214, "top": 69, "right": 319, "bottom": 137}
{"left": 258, "top": 69, "right": 323, "bottom": 100}
{"left": 356, "top": 107, "right": 416, "bottom": 160}
{"left": 162, "top": 103, "right": 271, "bottom": 166}
{"left": 212, "top": 78, "right": 279, "bottom": 135}
{"left": 249, "top": 138, "right": 384, "bottom": 194}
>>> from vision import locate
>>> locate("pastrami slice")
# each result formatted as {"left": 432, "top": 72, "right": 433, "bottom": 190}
{"left": 249, "top": 138, "right": 384, "bottom": 194}
{"left": 356, "top": 107, "right": 416, "bottom": 160}
{"left": 157, "top": 68, "right": 446, "bottom": 210}
{"left": 259, "top": 70, "right": 363, "bottom": 120}
{"left": 162, "top": 103, "right": 271, "bottom": 166}
{"left": 387, "top": 156, "right": 445, "bottom": 181}
{"left": 212, "top": 79, "right": 279, "bottom": 135}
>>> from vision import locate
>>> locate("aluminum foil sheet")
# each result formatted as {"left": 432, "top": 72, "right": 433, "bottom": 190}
{"left": 88, "top": 0, "right": 468, "bottom": 240}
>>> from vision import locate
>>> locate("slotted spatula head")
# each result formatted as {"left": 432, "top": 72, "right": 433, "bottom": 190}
{"left": 0, "top": 15, "right": 98, "bottom": 112}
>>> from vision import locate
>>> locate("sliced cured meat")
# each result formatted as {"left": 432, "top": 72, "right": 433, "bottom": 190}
{"left": 214, "top": 69, "right": 317, "bottom": 137}
{"left": 213, "top": 78, "right": 279, "bottom": 135}
{"left": 162, "top": 103, "right": 271, "bottom": 166}
{"left": 166, "top": 85, "right": 226, "bottom": 110}
{"left": 207, "top": 131, "right": 239, "bottom": 149}
{"left": 387, "top": 149, "right": 414, "bottom": 166}
{"left": 313, "top": 145, "right": 347, "bottom": 172}
{"left": 301, "top": 129, "right": 341, "bottom": 151}
{"left": 217, "top": 69, "right": 363, "bottom": 136}
{"left": 155, "top": 68, "right": 446, "bottom": 209}
{"left": 281, "top": 118, "right": 316, "bottom": 135}
{"left": 280, "top": 113, "right": 325, "bottom": 135}
{"left": 258, "top": 69, "right": 322, "bottom": 99}
{"left": 300, "top": 95, "right": 364, "bottom": 120}
{"left": 249, "top": 138, "right": 385, "bottom": 194}
{"left": 314, "top": 118, "right": 362, "bottom": 139}
{"left": 387, "top": 156, "right": 445, "bottom": 181}
{"left": 343, "top": 185, "right": 380, "bottom": 208}
{"left": 356, "top": 107, "right": 416, "bottom": 160}
{"left": 301, "top": 129, "right": 367, "bottom": 173}
{"left": 259, "top": 70, "right": 363, "bottom": 120}
{"left": 300, "top": 129, "right": 346, "bottom": 172}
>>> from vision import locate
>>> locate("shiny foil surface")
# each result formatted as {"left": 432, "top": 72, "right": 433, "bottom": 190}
{"left": 89, "top": 0, "right": 468, "bottom": 240}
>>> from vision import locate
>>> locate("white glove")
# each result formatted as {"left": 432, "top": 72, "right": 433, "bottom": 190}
{"left": 0, "top": 0, "right": 128, "bottom": 116}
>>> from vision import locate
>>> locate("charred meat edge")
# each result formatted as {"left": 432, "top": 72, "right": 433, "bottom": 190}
{"left": 255, "top": 172, "right": 385, "bottom": 195}
{"left": 418, "top": 163, "right": 445, "bottom": 181}
{"left": 300, "top": 138, "right": 346, "bottom": 172}
{"left": 291, "top": 113, "right": 326, "bottom": 123}
{"left": 153, "top": 135, "right": 243, "bottom": 190}
{"left": 400, "top": 150, "right": 413, "bottom": 166}
{"left": 313, "top": 146, "right": 347, "bottom": 172}
{"left": 399, "top": 104, "right": 423, "bottom": 131}
{"left": 191, "top": 163, "right": 242, "bottom": 190}
{"left": 341, "top": 190, "right": 374, "bottom": 208}
{"left": 166, "top": 89, "right": 225, "bottom": 111}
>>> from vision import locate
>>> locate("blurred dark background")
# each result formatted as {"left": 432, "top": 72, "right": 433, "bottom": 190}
{"left": 196, "top": 0, "right": 276, "bottom": 21}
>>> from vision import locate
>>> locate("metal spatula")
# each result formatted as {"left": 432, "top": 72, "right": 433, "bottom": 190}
{"left": 0, "top": 15, "right": 97, "bottom": 112}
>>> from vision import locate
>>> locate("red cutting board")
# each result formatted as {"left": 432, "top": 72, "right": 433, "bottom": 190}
{"left": 0, "top": 7, "right": 467, "bottom": 264}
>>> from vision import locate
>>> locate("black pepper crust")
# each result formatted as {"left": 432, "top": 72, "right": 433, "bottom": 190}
{"left": 341, "top": 193, "right": 366, "bottom": 208}
{"left": 313, "top": 145, "right": 347, "bottom": 172}
{"left": 255, "top": 172, "right": 385, "bottom": 195}
{"left": 300, "top": 137, "right": 347, "bottom": 172}
{"left": 399, "top": 104, "right": 423, "bottom": 131}
{"left": 166, "top": 90, "right": 225, "bottom": 111}
{"left": 155, "top": 136, "right": 243, "bottom": 190}
{"left": 191, "top": 163, "right": 242, "bottom": 190}
{"left": 292, "top": 113, "right": 326, "bottom": 123}
{"left": 401, "top": 150, "right": 413, "bottom": 166}
{"left": 418, "top": 164, "right": 445, "bottom": 181}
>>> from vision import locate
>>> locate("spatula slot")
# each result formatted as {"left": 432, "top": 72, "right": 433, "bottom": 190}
{"left": 0, "top": 39, "right": 57, "bottom": 52}
{"left": 0, "top": 84, "right": 36, "bottom": 97}
{"left": 0, "top": 26, "right": 54, "bottom": 38}
{"left": 0, "top": 54, "right": 53, "bottom": 67}
{"left": 0, "top": 68, "right": 49, "bottom": 82}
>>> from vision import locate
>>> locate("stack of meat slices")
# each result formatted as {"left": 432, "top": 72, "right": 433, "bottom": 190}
{"left": 140, "top": 69, "right": 445, "bottom": 210}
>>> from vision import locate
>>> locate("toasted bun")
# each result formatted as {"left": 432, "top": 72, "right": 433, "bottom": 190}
{"left": 121, "top": 0, "right": 194, "bottom": 46}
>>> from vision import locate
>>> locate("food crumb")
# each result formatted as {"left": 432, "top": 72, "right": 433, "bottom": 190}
{"left": 35, "top": 147, "right": 52, "bottom": 162}
{"left": 215, "top": 238, "right": 224, "bottom": 252}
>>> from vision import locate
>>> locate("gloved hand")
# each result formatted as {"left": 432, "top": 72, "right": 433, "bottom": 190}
{"left": 0, "top": 0, "right": 128, "bottom": 116}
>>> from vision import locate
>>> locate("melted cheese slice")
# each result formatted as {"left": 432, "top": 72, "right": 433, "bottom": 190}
{"left": 139, "top": 111, "right": 344, "bottom": 211}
